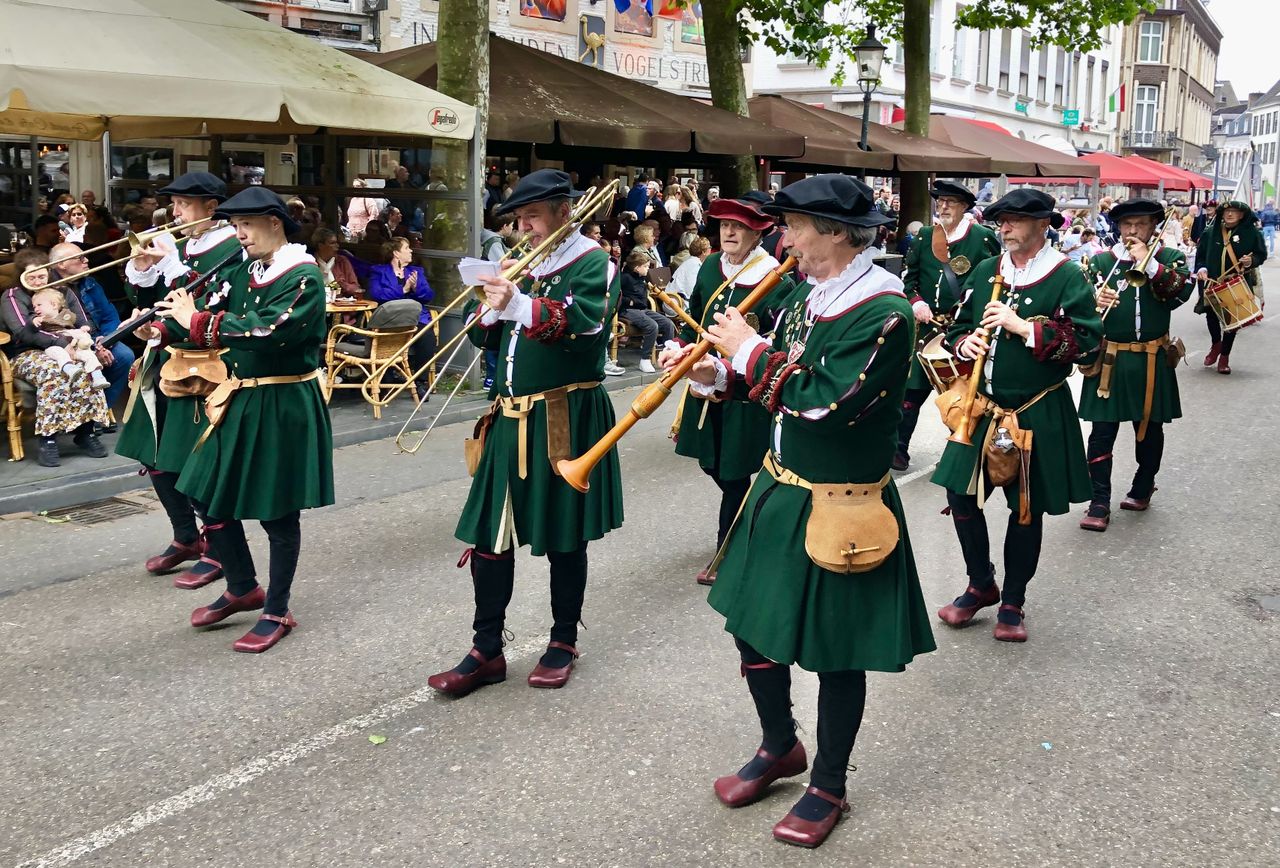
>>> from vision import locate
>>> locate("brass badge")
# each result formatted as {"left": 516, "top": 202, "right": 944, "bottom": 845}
{"left": 949, "top": 255, "right": 971, "bottom": 275}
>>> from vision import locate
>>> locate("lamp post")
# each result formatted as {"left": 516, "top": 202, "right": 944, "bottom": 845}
{"left": 1211, "top": 126, "right": 1227, "bottom": 201}
{"left": 854, "top": 26, "right": 887, "bottom": 180}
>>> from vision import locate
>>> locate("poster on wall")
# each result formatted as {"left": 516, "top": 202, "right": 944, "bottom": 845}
{"left": 521, "top": 0, "right": 567, "bottom": 22}
{"left": 614, "top": 0, "right": 653, "bottom": 37}
{"left": 678, "top": 3, "right": 703, "bottom": 45}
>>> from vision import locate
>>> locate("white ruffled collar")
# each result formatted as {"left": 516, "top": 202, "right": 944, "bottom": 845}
{"left": 185, "top": 223, "right": 237, "bottom": 257}
{"left": 805, "top": 248, "right": 904, "bottom": 318}
{"left": 944, "top": 214, "right": 975, "bottom": 244}
{"left": 531, "top": 231, "right": 597, "bottom": 279}
{"left": 250, "top": 243, "right": 314, "bottom": 284}
{"left": 998, "top": 243, "right": 1066, "bottom": 287}
{"left": 719, "top": 245, "right": 777, "bottom": 286}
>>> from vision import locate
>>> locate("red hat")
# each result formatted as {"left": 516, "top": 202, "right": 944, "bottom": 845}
{"left": 707, "top": 197, "right": 774, "bottom": 232}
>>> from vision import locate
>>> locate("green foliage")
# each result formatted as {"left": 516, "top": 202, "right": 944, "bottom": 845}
{"left": 734, "top": 0, "right": 1154, "bottom": 85}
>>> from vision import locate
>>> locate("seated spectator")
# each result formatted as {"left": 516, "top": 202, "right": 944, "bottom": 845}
{"left": 482, "top": 212, "right": 517, "bottom": 262}
{"left": 0, "top": 249, "right": 110, "bottom": 466}
{"left": 48, "top": 242, "right": 135, "bottom": 415}
{"left": 368, "top": 237, "right": 436, "bottom": 398}
{"left": 382, "top": 205, "right": 412, "bottom": 239}
{"left": 670, "top": 235, "right": 711, "bottom": 300}
{"left": 668, "top": 213, "right": 699, "bottom": 266}
{"left": 120, "top": 205, "right": 149, "bottom": 236}
{"left": 632, "top": 223, "right": 664, "bottom": 267}
{"left": 618, "top": 249, "right": 673, "bottom": 374}
{"left": 663, "top": 184, "right": 685, "bottom": 221}
{"left": 363, "top": 220, "right": 391, "bottom": 246}
{"left": 28, "top": 285, "right": 108, "bottom": 388}
{"left": 897, "top": 220, "right": 923, "bottom": 256}
{"left": 312, "top": 228, "right": 362, "bottom": 299}
{"left": 151, "top": 206, "right": 170, "bottom": 230}
{"left": 1072, "top": 227, "right": 1103, "bottom": 261}
{"left": 63, "top": 204, "right": 89, "bottom": 244}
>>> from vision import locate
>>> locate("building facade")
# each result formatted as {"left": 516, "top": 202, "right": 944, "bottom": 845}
{"left": 219, "top": 0, "right": 394, "bottom": 51}
{"left": 752, "top": 0, "right": 1122, "bottom": 157}
{"left": 1114, "top": 0, "right": 1220, "bottom": 171}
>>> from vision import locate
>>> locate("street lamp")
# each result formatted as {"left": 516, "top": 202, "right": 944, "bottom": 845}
{"left": 1210, "top": 125, "right": 1227, "bottom": 200}
{"left": 854, "top": 25, "right": 887, "bottom": 179}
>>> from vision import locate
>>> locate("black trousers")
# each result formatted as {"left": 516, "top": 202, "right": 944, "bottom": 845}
{"left": 148, "top": 468, "right": 199, "bottom": 545}
{"left": 469, "top": 543, "right": 589, "bottom": 659}
{"left": 736, "top": 637, "right": 867, "bottom": 794}
{"left": 896, "top": 387, "right": 932, "bottom": 456}
{"left": 946, "top": 491, "right": 1043, "bottom": 609}
{"left": 1086, "top": 421, "right": 1165, "bottom": 506}
{"left": 198, "top": 503, "right": 302, "bottom": 617}
{"left": 405, "top": 327, "right": 440, "bottom": 394}
{"left": 698, "top": 401, "right": 753, "bottom": 550}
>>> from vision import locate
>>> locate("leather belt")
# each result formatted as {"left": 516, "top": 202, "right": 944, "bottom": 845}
{"left": 498, "top": 380, "right": 600, "bottom": 479}
{"left": 197, "top": 369, "right": 320, "bottom": 448}
{"left": 1097, "top": 334, "right": 1168, "bottom": 442}
{"left": 763, "top": 451, "right": 889, "bottom": 491}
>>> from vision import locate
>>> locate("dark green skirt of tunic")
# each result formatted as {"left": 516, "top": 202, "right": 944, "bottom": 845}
{"left": 1078, "top": 346, "right": 1182, "bottom": 424}
{"left": 707, "top": 473, "right": 936, "bottom": 673}
{"left": 673, "top": 390, "right": 771, "bottom": 481}
{"left": 456, "top": 385, "right": 624, "bottom": 556}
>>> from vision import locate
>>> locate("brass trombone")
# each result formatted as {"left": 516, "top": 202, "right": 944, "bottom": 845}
{"left": 360, "top": 179, "right": 622, "bottom": 410}
{"left": 23, "top": 218, "right": 212, "bottom": 290}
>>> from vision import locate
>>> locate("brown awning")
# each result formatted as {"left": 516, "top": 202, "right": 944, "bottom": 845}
{"left": 366, "top": 36, "right": 805, "bottom": 159}
{"left": 914, "top": 116, "right": 1101, "bottom": 178}
{"left": 749, "top": 95, "right": 993, "bottom": 175}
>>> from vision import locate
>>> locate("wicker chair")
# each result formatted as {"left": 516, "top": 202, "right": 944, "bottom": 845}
{"left": 0, "top": 330, "right": 28, "bottom": 460}
{"left": 610, "top": 290, "right": 679, "bottom": 365}
{"left": 323, "top": 299, "right": 427, "bottom": 419}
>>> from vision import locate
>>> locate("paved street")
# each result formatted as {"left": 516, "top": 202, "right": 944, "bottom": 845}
{"left": 2, "top": 272, "right": 1278, "bottom": 868}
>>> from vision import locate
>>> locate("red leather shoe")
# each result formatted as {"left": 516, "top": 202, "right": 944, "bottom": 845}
{"left": 696, "top": 568, "right": 716, "bottom": 586}
{"left": 937, "top": 582, "right": 1001, "bottom": 626}
{"left": 527, "top": 641, "right": 578, "bottom": 689}
{"left": 1120, "top": 487, "right": 1156, "bottom": 511}
{"left": 145, "top": 539, "right": 201, "bottom": 575}
{"left": 713, "top": 740, "right": 808, "bottom": 807}
{"left": 1217, "top": 355, "right": 1231, "bottom": 374}
{"left": 1204, "top": 342, "right": 1221, "bottom": 366}
{"left": 1079, "top": 505, "right": 1110, "bottom": 532}
{"left": 427, "top": 648, "right": 507, "bottom": 697}
{"left": 232, "top": 613, "right": 297, "bottom": 653}
{"left": 190, "top": 586, "right": 265, "bottom": 627}
{"left": 772, "top": 786, "right": 850, "bottom": 848}
{"left": 173, "top": 557, "right": 224, "bottom": 589}
{"left": 993, "top": 605, "right": 1028, "bottom": 642}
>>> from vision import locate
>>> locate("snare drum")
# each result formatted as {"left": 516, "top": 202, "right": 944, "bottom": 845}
{"left": 917, "top": 333, "right": 973, "bottom": 393}
{"left": 1205, "top": 274, "right": 1263, "bottom": 332}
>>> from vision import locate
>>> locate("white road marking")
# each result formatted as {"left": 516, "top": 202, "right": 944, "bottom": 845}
{"left": 895, "top": 461, "right": 938, "bottom": 488}
{"left": 16, "top": 637, "right": 549, "bottom": 868}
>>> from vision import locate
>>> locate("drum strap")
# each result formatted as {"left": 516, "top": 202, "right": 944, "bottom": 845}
{"left": 1100, "top": 336, "right": 1170, "bottom": 443}
{"left": 931, "top": 227, "right": 961, "bottom": 309}
{"left": 1221, "top": 224, "right": 1240, "bottom": 277}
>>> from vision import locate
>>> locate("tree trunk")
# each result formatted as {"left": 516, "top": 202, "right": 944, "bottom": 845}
{"left": 900, "top": 0, "right": 931, "bottom": 230}
{"left": 432, "top": 0, "right": 488, "bottom": 301}
{"left": 701, "top": 0, "right": 755, "bottom": 196}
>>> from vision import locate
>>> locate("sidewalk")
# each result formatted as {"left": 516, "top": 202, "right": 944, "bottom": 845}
{"left": 0, "top": 357, "right": 659, "bottom": 516}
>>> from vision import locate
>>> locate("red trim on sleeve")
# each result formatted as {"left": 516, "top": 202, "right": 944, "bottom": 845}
{"left": 742, "top": 342, "right": 770, "bottom": 388}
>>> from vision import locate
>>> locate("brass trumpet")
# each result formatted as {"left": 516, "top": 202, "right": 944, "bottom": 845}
{"left": 1122, "top": 208, "right": 1175, "bottom": 288}
{"left": 23, "top": 218, "right": 213, "bottom": 290}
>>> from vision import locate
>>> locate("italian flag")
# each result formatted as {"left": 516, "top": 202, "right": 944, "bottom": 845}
{"left": 1108, "top": 84, "right": 1125, "bottom": 113}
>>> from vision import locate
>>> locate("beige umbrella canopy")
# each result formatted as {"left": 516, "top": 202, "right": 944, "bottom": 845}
{"left": 0, "top": 0, "right": 476, "bottom": 141}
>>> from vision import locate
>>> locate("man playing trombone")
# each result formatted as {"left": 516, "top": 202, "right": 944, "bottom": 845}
{"left": 115, "top": 172, "right": 244, "bottom": 590}
{"left": 1078, "top": 199, "right": 1191, "bottom": 532}
{"left": 428, "top": 170, "right": 623, "bottom": 696}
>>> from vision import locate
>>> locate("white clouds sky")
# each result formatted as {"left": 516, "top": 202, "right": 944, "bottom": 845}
{"left": 1207, "top": 0, "right": 1280, "bottom": 95}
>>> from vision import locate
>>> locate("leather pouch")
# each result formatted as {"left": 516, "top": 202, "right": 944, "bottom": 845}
{"left": 1165, "top": 336, "right": 1186, "bottom": 368}
{"left": 935, "top": 378, "right": 991, "bottom": 435}
{"left": 805, "top": 481, "right": 899, "bottom": 574}
{"left": 160, "top": 346, "right": 228, "bottom": 398}
{"left": 984, "top": 412, "right": 1026, "bottom": 488}
{"left": 464, "top": 401, "right": 498, "bottom": 477}
{"left": 543, "top": 386, "right": 572, "bottom": 476}
{"left": 1077, "top": 338, "right": 1106, "bottom": 377}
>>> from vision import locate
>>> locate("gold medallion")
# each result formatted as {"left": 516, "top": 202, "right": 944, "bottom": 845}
{"left": 745, "top": 312, "right": 761, "bottom": 331}
{"left": 950, "top": 255, "right": 971, "bottom": 275}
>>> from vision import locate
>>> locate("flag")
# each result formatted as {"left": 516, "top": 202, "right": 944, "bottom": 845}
{"left": 614, "top": 0, "right": 653, "bottom": 13}
{"left": 1229, "top": 144, "right": 1256, "bottom": 207}
{"left": 1108, "top": 84, "right": 1125, "bottom": 113}
{"left": 656, "top": 0, "right": 685, "bottom": 19}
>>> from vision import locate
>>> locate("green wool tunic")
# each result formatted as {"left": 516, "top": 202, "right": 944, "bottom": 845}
{"left": 932, "top": 249, "right": 1102, "bottom": 516}
{"left": 673, "top": 249, "right": 795, "bottom": 481}
{"left": 115, "top": 227, "right": 245, "bottom": 471}
{"left": 172, "top": 251, "right": 334, "bottom": 521}
{"left": 707, "top": 257, "right": 936, "bottom": 673}
{"left": 456, "top": 234, "right": 624, "bottom": 556}
{"left": 903, "top": 219, "right": 1001, "bottom": 391}
{"left": 1195, "top": 210, "right": 1268, "bottom": 286}
{"left": 1078, "top": 245, "right": 1191, "bottom": 424}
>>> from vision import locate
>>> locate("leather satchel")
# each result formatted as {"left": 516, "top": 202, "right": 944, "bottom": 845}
{"left": 1165, "top": 336, "right": 1186, "bottom": 368}
{"left": 159, "top": 346, "right": 228, "bottom": 399}
{"left": 984, "top": 412, "right": 1026, "bottom": 488}
{"left": 463, "top": 401, "right": 499, "bottom": 477}
{"left": 935, "top": 377, "right": 991, "bottom": 435}
{"left": 805, "top": 479, "right": 899, "bottom": 574}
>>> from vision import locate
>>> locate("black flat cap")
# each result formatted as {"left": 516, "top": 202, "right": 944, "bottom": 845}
{"left": 158, "top": 172, "right": 228, "bottom": 203}
{"left": 497, "top": 169, "right": 584, "bottom": 215}
{"left": 215, "top": 187, "right": 299, "bottom": 235}
{"left": 984, "top": 189, "right": 1065, "bottom": 229}
{"left": 738, "top": 190, "right": 772, "bottom": 207}
{"left": 931, "top": 180, "right": 976, "bottom": 207}
{"left": 762, "top": 174, "right": 894, "bottom": 228}
{"left": 1106, "top": 198, "right": 1165, "bottom": 224}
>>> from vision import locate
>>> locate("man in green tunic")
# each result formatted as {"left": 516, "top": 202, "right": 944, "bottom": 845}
{"left": 933, "top": 189, "right": 1102, "bottom": 642}
{"left": 428, "top": 170, "right": 623, "bottom": 697}
{"left": 671, "top": 174, "right": 935, "bottom": 849}
{"left": 1194, "top": 199, "right": 1267, "bottom": 374}
{"left": 664, "top": 196, "right": 793, "bottom": 584}
{"left": 894, "top": 180, "right": 1001, "bottom": 471}
{"left": 116, "top": 172, "right": 245, "bottom": 590}
{"left": 152, "top": 188, "right": 334, "bottom": 653}
{"left": 1078, "top": 198, "right": 1191, "bottom": 531}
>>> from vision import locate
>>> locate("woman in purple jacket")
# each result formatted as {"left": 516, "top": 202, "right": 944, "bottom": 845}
{"left": 367, "top": 237, "right": 437, "bottom": 398}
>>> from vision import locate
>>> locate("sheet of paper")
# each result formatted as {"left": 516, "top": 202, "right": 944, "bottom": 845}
{"left": 458, "top": 257, "right": 501, "bottom": 286}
